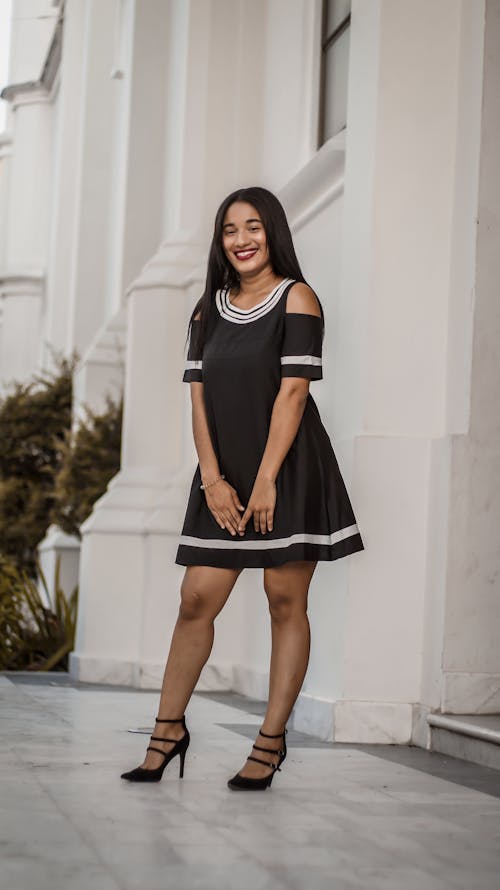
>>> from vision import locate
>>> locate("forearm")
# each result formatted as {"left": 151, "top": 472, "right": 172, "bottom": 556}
{"left": 257, "top": 388, "right": 308, "bottom": 483}
{"left": 190, "top": 382, "right": 220, "bottom": 480}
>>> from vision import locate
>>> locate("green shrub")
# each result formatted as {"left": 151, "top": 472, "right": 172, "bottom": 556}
{"left": 0, "top": 357, "right": 75, "bottom": 576}
{"left": 51, "top": 397, "right": 123, "bottom": 538}
{"left": 0, "top": 553, "right": 78, "bottom": 671}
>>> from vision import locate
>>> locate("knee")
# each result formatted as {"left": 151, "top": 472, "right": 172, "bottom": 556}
{"left": 178, "top": 580, "right": 212, "bottom": 621}
{"left": 265, "top": 582, "right": 302, "bottom": 624}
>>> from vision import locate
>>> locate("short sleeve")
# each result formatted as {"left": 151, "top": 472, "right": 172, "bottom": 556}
{"left": 182, "top": 319, "right": 203, "bottom": 382}
{"left": 280, "top": 313, "right": 323, "bottom": 381}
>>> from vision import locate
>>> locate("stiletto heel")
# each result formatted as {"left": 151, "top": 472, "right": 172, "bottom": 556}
{"left": 227, "top": 726, "right": 288, "bottom": 790}
{"left": 179, "top": 747, "right": 187, "bottom": 778}
{"left": 121, "top": 715, "right": 190, "bottom": 782}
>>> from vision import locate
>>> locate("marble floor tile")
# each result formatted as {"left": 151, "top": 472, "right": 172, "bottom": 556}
{"left": 0, "top": 860, "right": 121, "bottom": 890}
{"left": 1, "top": 673, "right": 500, "bottom": 890}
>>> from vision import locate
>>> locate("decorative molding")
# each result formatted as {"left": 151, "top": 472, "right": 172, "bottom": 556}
{"left": 75, "top": 308, "right": 127, "bottom": 372}
{"left": 279, "top": 133, "right": 346, "bottom": 234}
{"left": 0, "top": 4, "right": 63, "bottom": 107}
{"left": 40, "top": 14, "right": 63, "bottom": 91}
{"left": 125, "top": 238, "right": 207, "bottom": 296}
{"left": 0, "top": 272, "right": 45, "bottom": 299}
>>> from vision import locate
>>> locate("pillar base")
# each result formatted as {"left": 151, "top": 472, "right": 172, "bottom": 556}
{"left": 37, "top": 524, "right": 80, "bottom": 605}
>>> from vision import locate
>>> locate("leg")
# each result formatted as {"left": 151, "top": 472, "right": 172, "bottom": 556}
{"left": 140, "top": 564, "right": 242, "bottom": 769}
{"left": 235, "top": 559, "right": 317, "bottom": 780}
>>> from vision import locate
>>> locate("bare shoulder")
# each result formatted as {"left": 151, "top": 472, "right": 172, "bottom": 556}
{"left": 286, "top": 282, "right": 322, "bottom": 317}
{"left": 193, "top": 311, "right": 202, "bottom": 321}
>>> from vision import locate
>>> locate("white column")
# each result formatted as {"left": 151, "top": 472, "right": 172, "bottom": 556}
{"left": 332, "top": 0, "right": 485, "bottom": 745}
{"left": 70, "top": 246, "right": 205, "bottom": 686}
{"left": 41, "top": 0, "right": 87, "bottom": 366}
{"left": 162, "top": 0, "right": 267, "bottom": 242}
{"left": 65, "top": 0, "right": 120, "bottom": 358}
{"left": 72, "top": 309, "right": 126, "bottom": 425}
{"left": 441, "top": 0, "right": 500, "bottom": 716}
{"left": 0, "top": 84, "right": 52, "bottom": 391}
{"left": 71, "top": 0, "right": 268, "bottom": 687}
{"left": 66, "top": 0, "right": 170, "bottom": 409}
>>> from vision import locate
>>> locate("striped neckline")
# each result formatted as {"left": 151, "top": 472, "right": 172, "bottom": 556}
{"left": 216, "top": 278, "right": 295, "bottom": 324}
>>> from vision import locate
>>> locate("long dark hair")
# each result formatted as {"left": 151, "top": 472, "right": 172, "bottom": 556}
{"left": 185, "top": 186, "right": 324, "bottom": 355}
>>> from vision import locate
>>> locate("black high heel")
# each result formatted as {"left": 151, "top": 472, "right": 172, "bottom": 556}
{"left": 120, "top": 715, "right": 190, "bottom": 782}
{"left": 227, "top": 726, "right": 288, "bottom": 790}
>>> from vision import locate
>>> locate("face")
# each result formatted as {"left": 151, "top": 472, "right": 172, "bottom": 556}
{"left": 222, "top": 201, "right": 271, "bottom": 276}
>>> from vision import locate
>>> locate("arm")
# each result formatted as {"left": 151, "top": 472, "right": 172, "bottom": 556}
{"left": 189, "top": 380, "right": 220, "bottom": 483}
{"left": 189, "top": 381, "right": 245, "bottom": 535}
{"left": 187, "top": 312, "right": 245, "bottom": 534}
{"left": 238, "top": 283, "right": 322, "bottom": 535}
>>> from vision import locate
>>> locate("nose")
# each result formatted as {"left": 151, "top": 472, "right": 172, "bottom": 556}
{"left": 234, "top": 231, "right": 252, "bottom": 249}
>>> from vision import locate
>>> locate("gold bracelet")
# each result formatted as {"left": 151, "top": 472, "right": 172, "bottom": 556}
{"left": 200, "top": 473, "right": 225, "bottom": 490}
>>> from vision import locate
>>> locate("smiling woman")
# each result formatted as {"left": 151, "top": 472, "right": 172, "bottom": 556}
{"left": 121, "top": 185, "right": 364, "bottom": 793}
{"left": 176, "top": 186, "right": 363, "bottom": 568}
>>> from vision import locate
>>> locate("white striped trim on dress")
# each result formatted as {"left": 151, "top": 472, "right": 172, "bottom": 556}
{"left": 216, "top": 277, "right": 295, "bottom": 324}
{"left": 178, "top": 523, "right": 360, "bottom": 550}
{"left": 280, "top": 355, "right": 322, "bottom": 366}
{"left": 185, "top": 359, "right": 202, "bottom": 370}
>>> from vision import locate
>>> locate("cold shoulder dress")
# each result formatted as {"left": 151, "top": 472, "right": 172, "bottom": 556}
{"left": 175, "top": 277, "right": 365, "bottom": 569}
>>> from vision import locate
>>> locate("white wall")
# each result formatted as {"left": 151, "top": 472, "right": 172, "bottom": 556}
{"left": 441, "top": 0, "right": 500, "bottom": 715}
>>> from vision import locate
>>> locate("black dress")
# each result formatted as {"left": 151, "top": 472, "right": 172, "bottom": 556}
{"left": 175, "top": 278, "right": 365, "bottom": 569}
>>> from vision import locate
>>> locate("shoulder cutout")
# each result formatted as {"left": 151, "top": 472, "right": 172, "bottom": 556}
{"left": 286, "top": 282, "right": 322, "bottom": 317}
{"left": 193, "top": 311, "right": 202, "bottom": 321}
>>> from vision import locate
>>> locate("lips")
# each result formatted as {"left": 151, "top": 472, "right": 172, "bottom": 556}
{"left": 234, "top": 249, "right": 258, "bottom": 261}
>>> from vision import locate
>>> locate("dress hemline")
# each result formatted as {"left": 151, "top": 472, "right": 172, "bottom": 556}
{"left": 174, "top": 534, "right": 364, "bottom": 569}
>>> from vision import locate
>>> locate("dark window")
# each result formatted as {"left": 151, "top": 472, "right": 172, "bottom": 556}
{"left": 318, "top": 0, "right": 351, "bottom": 147}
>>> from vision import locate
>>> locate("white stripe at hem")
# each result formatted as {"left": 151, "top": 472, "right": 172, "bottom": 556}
{"left": 178, "top": 524, "right": 360, "bottom": 550}
{"left": 280, "top": 355, "right": 322, "bottom": 366}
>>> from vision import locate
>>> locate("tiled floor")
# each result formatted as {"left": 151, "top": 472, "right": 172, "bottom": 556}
{"left": 1, "top": 673, "right": 500, "bottom": 890}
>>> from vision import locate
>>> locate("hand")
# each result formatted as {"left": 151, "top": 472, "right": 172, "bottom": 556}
{"left": 238, "top": 477, "right": 276, "bottom": 535}
{"left": 204, "top": 480, "right": 244, "bottom": 536}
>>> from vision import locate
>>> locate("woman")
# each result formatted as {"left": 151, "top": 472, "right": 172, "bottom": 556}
{"left": 121, "top": 186, "right": 364, "bottom": 791}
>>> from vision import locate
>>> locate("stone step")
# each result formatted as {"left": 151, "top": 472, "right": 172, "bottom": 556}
{"left": 428, "top": 713, "right": 500, "bottom": 771}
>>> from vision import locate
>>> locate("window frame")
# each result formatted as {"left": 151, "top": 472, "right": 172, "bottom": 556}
{"left": 317, "top": 0, "right": 351, "bottom": 148}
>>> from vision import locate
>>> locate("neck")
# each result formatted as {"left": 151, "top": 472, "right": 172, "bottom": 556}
{"left": 235, "top": 267, "right": 282, "bottom": 297}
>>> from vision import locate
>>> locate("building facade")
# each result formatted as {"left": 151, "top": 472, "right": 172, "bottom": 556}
{"left": 1, "top": 0, "right": 499, "bottom": 754}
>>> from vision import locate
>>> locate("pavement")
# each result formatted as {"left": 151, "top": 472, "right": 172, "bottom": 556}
{"left": 1, "top": 672, "right": 499, "bottom": 890}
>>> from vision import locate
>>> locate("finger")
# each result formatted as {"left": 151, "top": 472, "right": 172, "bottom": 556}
{"left": 223, "top": 512, "right": 237, "bottom": 536}
{"left": 259, "top": 510, "right": 267, "bottom": 535}
{"left": 211, "top": 509, "right": 225, "bottom": 530}
{"left": 238, "top": 507, "right": 251, "bottom": 532}
{"left": 267, "top": 510, "right": 274, "bottom": 532}
{"left": 254, "top": 510, "right": 260, "bottom": 533}
{"left": 232, "top": 493, "right": 245, "bottom": 512}
{"left": 228, "top": 507, "right": 243, "bottom": 529}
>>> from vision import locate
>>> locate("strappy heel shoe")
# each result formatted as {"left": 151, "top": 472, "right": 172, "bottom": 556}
{"left": 227, "top": 726, "right": 288, "bottom": 790}
{"left": 120, "top": 715, "right": 190, "bottom": 782}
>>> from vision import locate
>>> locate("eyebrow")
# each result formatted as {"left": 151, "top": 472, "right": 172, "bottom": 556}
{"left": 223, "top": 218, "right": 262, "bottom": 228}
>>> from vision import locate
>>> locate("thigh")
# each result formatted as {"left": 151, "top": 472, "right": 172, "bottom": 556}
{"left": 263, "top": 560, "right": 318, "bottom": 608}
{"left": 179, "top": 564, "right": 243, "bottom": 620}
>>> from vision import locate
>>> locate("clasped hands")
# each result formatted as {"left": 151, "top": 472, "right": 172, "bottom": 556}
{"left": 204, "top": 475, "right": 276, "bottom": 536}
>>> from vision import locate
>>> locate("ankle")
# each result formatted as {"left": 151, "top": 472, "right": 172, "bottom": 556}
{"left": 259, "top": 725, "right": 286, "bottom": 737}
